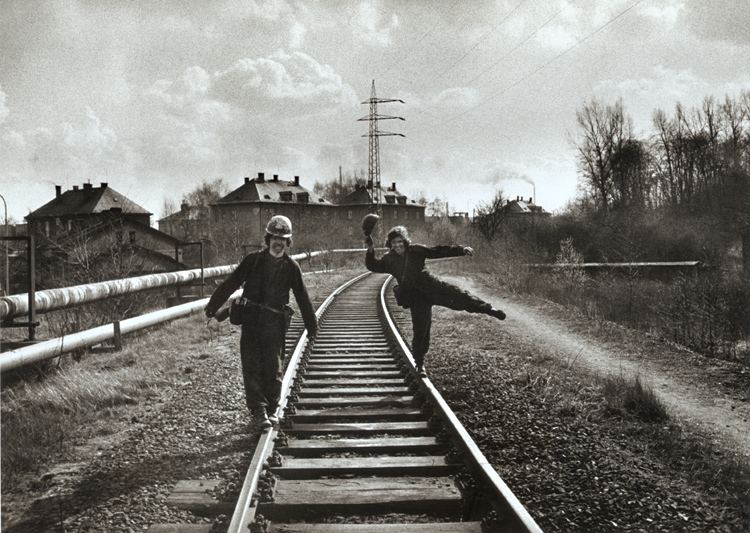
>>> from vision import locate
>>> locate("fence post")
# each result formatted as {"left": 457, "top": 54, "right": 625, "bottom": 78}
{"left": 113, "top": 320, "right": 122, "bottom": 351}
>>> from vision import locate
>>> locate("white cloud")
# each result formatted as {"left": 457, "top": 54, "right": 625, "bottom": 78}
{"left": 536, "top": 24, "right": 576, "bottom": 50}
{"left": 0, "top": 85, "right": 8, "bottom": 125}
{"left": 640, "top": 0, "right": 683, "bottom": 26}
{"left": 433, "top": 87, "right": 479, "bottom": 108}
{"left": 212, "top": 50, "right": 358, "bottom": 113}
{"left": 353, "top": 2, "right": 398, "bottom": 47}
{"left": 289, "top": 21, "right": 307, "bottom": 49}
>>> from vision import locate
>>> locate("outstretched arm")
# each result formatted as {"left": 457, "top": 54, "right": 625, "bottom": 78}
{"left": 413, "top": 244, "right": 470, "bottom": 260}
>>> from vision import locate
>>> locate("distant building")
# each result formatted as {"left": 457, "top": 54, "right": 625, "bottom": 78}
{"left": 158, "top": 202, "right": 210, "bottom": 242}
{"left": 210, "top": 173, "right": 335, "bottom": 255}
{"left": 26, "top": 183, "right": 184, "bottom": 287}
{"left": 337, "top": 182, "right": 425, "bottom": 245}
{"left": 26, "top": 182, "right": 152, "bottom": 241}
{"left": 503, "top": 196, "right": 550, "bottom": 218}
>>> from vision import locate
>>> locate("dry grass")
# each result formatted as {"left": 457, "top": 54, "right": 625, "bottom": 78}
{"left": 601, "top": 374, "right": 669, "bottom": 422}
{"left": 1, "top": 269, "right": 362, "bottom": 486}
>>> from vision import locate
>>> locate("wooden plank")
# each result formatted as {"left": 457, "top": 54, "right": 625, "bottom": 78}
{"left": 304, "top": 371, "right": 402, "bottom": 378}
{"left": 305, "top": 364, "right": 400, "bottom": 371}
{"left": 292, "top": 407, "right": 423, "bottom": 421}
{"left": 147, "top": 526, "right": 213, "bottom": 533}
{"left": 286, "top": 421, "right": 431, "bottom": 435}
{"left": 279, "top": 436, "right": 444, "bottom": 455}
{"left": 268, "top": 522, "right": 483, "bottom": 532}
{"left": 294, "top": 395, "right": 415, "bottom": 408}
{"left": 165, "top": 480, "right": 232, "bottom": 516}
{"left": 262, "top": 477, "right": 461, "bottom": 518}
{"left": 302, "top": 378, "right": 405, "bottom": 387}
{"left": 306, "top": 358, "right": 396, "bottom": 364}
{"left": 298, "top": 387, "right": 411, "bottom": 396}
{"left": 271, "top": 456, "right": 457, "bottom": 478}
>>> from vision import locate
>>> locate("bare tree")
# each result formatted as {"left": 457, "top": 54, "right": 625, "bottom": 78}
{"left": 575, "top": 98, "right": 634, "bottom": 211}
{"left": 472, "top": 189, "right": 507, "bottom": 239}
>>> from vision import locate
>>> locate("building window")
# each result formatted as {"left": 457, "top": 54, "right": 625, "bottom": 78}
{"left": 44, "top": 220, "right": 50, "bottom": 237}
{"left": 394, "top": 209, "right": 398, "bottom": 219}
{"left": 405, "top": 210, "right": 409, "bottom": 219}
{"left": 296, "top": 192, "right": 309, "bottom": 203}
{"left": 348, "top": 210, "right": 352, "bottom": 220}
{"left": 129, "top": 231, "right": 136, "bottom": 244}
{"left": 67, "top": 219, "right": 72, "bottom": 231}
{"left": 279, "top": 191, "right": 293, "bottom": 202}
{"left": 348, "top": 227, "right": 353, "bottom": 236}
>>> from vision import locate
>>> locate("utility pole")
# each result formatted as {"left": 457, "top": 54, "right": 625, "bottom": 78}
{"left": 358, "top": 80, "right": 405, "bottom": 218}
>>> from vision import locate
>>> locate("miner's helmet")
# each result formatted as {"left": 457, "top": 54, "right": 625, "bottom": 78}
{"left": 265, "top": 215, "right": 293, "bottom": 239}
{"left": 362, "top": 213, "right": 380, "bottom": 236}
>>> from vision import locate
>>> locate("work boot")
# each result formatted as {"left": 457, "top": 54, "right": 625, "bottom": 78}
{"left": 415, "top": 364, "right": 427, "bottom": 378}
{"left": 489, "top": 308, "right": 506, "bottom": 321}
{"left": 252, "top": 406, "right": 272, "bottom": 430}
{"left": 268, "top": 409, "right": 280, "bottom": 426}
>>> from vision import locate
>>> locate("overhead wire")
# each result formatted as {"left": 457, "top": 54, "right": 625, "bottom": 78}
{"left": 414, "top": 0, "right": 529, "bottom": 93}
{"left": 434, "top": 0, "right": 646, "bottom": 131}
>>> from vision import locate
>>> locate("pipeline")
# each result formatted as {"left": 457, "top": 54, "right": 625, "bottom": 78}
{"left": 0, "top": 250, "right": 339, "bottom": 321}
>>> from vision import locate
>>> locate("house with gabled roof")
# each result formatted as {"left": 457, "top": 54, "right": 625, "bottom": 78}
{"left": 26, "top": 183, "right": 185, "bottom": 286}
{"left": 209, "top": 172, "right": 336, "bottom": 255}
{"left": 337, "top": 182, "right": 425, "bottom": 244}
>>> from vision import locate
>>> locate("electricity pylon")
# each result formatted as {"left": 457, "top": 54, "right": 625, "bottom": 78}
{"left": 358, "top": 80, "right": 405, "bottom": 215}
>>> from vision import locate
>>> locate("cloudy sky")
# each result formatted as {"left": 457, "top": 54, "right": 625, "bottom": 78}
{"left": 1, "top": 0, "right": 749, "bottom": 222}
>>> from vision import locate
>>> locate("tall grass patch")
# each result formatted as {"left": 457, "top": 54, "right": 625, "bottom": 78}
{"left": 601, "top": 375, "right": 669, "bottom": 422}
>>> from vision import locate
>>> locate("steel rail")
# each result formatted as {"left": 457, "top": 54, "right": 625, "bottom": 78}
{"left": 227, "top": 271, "right": 371, "bottom": 532}
{"left": 378, "top": 275, "right": 543, "bottom": 533}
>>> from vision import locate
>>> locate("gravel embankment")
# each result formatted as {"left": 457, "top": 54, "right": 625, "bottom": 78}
{"left": 2, "top": 269, "right": 363, "bottom": 533}
{"left": 386, "top": 284, "right": 750, "bottom": 532}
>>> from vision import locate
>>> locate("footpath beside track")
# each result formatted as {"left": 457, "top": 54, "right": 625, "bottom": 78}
{"left": 151, "top": 272, "right": 541, "bottom": 533}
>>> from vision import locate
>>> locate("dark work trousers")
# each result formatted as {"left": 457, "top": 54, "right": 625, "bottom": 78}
{"left": 409, "top": 280, "right": 490, "bottom": 366}
{"left": 239, "top": 313, "right": 286, "bottom": 412}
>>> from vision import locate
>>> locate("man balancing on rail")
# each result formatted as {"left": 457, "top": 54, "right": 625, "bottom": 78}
{"left": 364, "top": 220, "right": 506, "bottom": 377}
{"left": 204, "top": 215, "right": 317, "bottom": 431}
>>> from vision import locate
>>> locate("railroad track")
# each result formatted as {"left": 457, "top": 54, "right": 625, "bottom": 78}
{"left": 155, "top": 272, "right": 541, "bottom": 533}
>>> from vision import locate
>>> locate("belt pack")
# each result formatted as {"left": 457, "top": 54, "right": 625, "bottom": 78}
{"left": 229, "top": 297, "right": 295, "bottom": 327}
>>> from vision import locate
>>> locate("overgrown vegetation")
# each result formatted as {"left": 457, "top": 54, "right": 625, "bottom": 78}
{"left": 0, "top": 270, "right": 358, "bottom": 487}
{"left": 413, "top": 89, "right": 749, "bottom": 364}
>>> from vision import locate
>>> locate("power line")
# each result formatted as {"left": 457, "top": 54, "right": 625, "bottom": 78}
{"left": 415, "top": 0, "right": 529, "bottom": 93}
{"left": 375, "top": 0, "right": 462, "bottom": 79}
{"left": 436, "top": 0, "right": 645, "bottom": 129}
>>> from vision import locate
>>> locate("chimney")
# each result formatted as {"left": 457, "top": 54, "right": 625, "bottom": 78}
{"left": 528, "top": 197, "right": 532, "bottom": 203}
{"left": 294, "top": 175, "right": 300, "bottom": 186}
{"left": 391, "top": 182, "right": 396, "bottom": 191}
{"left": 273, "top": 174, "right": 279, "bottom": 182}
{"left": 83, "top": 183, "right": 92, "bottom": 191}
{"left": 55, "top": 185, "right": 62, "bottom": 197}
{"left": 73, "top": 185, "right": 79, "bottom": 191}
{"left": 257, "top": 172, "right": 265, "bottom": 182}
{"left": 100, "top": 182, "right": 108, "bottom": 189}
{"left": 181, "top": 201, "right": 189, "bottom": 212}
{"left": 244, "top": 176, "right": 250, "bottom": 184}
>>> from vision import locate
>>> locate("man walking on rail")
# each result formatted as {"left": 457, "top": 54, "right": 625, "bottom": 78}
{"left": 365, "top": 223, "right": 505, "bottom": 377}
{"left": 205, "top": 215, "right": 317, "bottom": 430}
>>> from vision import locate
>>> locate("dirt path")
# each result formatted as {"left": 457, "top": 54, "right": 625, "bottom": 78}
{"left": 443, "top": 274, "right": 750, "bottom": 461}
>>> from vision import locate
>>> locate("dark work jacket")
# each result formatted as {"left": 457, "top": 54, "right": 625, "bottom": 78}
{"left": 206, "top": 249, "right": 317, "bottom": 333}
{"left": 365, "top": 244, "right": 466, "bottom": 303}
